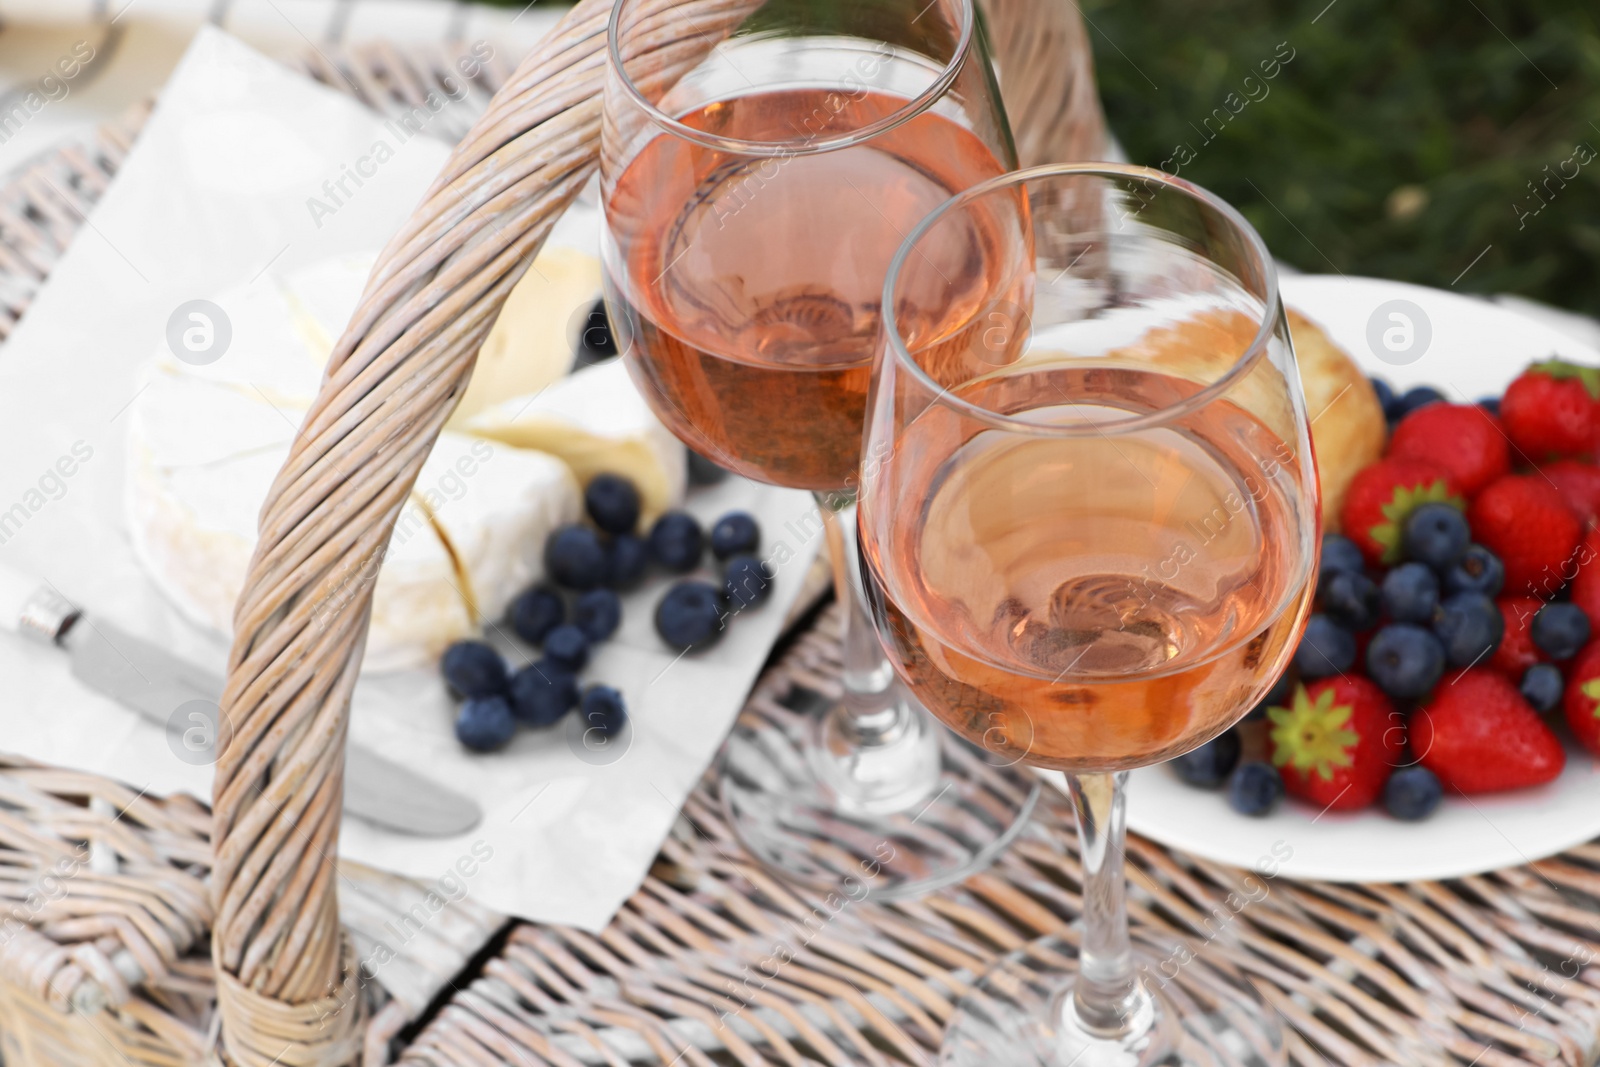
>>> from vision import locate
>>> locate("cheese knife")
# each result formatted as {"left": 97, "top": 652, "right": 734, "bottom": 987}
{"left": 0, "top": 564, "right": 482, "bottom": 838}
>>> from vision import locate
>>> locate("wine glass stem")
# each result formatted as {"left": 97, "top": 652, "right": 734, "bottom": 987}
{"left": 1064, "top": 771, "right": 1148, "bottom": 1040}
{"left": 815, "top": 491, "right": 904, "bottom": 742}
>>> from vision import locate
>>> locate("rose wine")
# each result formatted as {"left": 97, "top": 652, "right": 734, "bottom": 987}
{"left": 858, "top": 364, "right": 1317, "bottom": 773}
{"left": 603, "top": 88, "right": 1012, "bottom": 491}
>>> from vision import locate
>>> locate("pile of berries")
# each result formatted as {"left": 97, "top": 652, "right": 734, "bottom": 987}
{"left": 1176, "top": 359, "right": 1600, "bottom": 821}
{"left": 439, "top": 468, "right": 775, "bottom": 751}
{"left": 647, "top": 507, "right": 776, "bottom": 652}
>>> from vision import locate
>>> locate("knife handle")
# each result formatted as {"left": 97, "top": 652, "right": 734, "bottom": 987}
{"left": 0, "top": 560, "right": 78, "bottom": 644}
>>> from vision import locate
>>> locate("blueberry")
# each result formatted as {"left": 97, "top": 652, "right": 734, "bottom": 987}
{"left": 1477, "top": 396, "right": 1501, "bottom": 417}
{"left": 1244, "top": 671, "right": 1295, "bottom": 722}
{"left": 654, "top": 579, "right": 726, "bottom": 651}
{"left": 1369, "top": 376, "right": 1397, "bottom": 419}
{"left": 1295, "top": 615, "right": 1356, "bottom": 679}
{"left": 575, "top": 299, "right": 617, "bottom": 368}
{"left": 542, "top": 624, "right": 591, "bottom": 671}
{"left": 606, "top": 534, "right": 650, "bottom": 591}
{"left": 648, "top": 511, "right": 704, "bottom": 573}
{"left": 1520, "top": 663, "right": 1565, "bottom": 713}
{"left": 579, "top": 684, "right": 628, "bottom": 736}
{"left": 545, "top": 525, "right": 609, "bottom": 590}
{"left": 1227, "top": 761, "right": 1283, "bottom": 817}
{"left": 1320, "top": 534, "right": 1366, "bottom": 580}
{"left": 1383, "top": 766, "right": 1443, "bottom": 821}
{"left": 1322, "top": 570, "right": 1380, "bottom": 630}
{"left": 1432, "top": 592, "right": 1504, "bottom": 667}
{"left": 508, "top": 662, "right": 578, "bottom": 727}
{"left": 1172, "top": 730, "right": 1241, "bottom": 788}
{"left": 1380, "top": 562, "right": 1440, "bottom": 624}
{"left": 1402, "top": 502, "right": 1470, "bottom": 571}
{"left": 687, "top": 450, "right": 729, "bottom": 485}
{"left": 455, "top": 695, "right": 516, "bottom": 752}
{"left": 724, "top": 555, "right": 774, "bottom": 610}
{"left": 1365, "top": 623, "right": 1446, "bottom": 700}
{"left": 1393, "top": 385, "right": 1445, "bottom": 421}
{"left": 584, "top": 473, "right": 641, "bottom": 535}
{"left": 508, "top": 584, "right": 565, "bottom": 645}
{"left": 710, "top": 511, "right": 761, "bottom": 561}
{"left": 1442, "top": 544, "right": 1505, "bottom": 598}
{"left": 1531, "top": 602, "right": 1591, "bottom": 661}
{"left": 441, "top": 640, "right": 508, "bottom": 698}
{"left": 574, "top": 588, "right": 623, "bottom": 642}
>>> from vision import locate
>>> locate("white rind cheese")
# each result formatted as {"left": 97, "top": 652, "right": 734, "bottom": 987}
{"left": 123, "top": 242, "right": 669, "bottom": 672}
{"left": 466, "top": 358, "right": 687, "bottom": 523}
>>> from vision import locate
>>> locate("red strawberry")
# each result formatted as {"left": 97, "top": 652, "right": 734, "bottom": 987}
{"left": 1562, "top": 641, "right": 1600, "bottom": 757}
{"left": 1339, "top": 458, "right": 1462, "bottom": 565}
{"left": 1541, "top": 459, "right": 1600, "bottom": 528}
{"left": 1414, "top": 670, "right": 1564, "bottom": 793}
{"left": 1490, "top": 596, "right": 1545, "bottom": 676}
{"left": 1570, "top": 528, "right": 1600, "bottom": 630}
{"left": 1500, "top": 359, "right": 1600, "bottom": 459}
{"left": 1267, "top": 677, "right": 1401, "bottom": 811}
{"left": 1468, "top": 474, "right": 1581, "bottom": 596}
{"left": 1388, "top": 403, "right": 1511, "bottom": 496}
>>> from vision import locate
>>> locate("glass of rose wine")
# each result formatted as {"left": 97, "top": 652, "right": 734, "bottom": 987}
{"left": 859, "top": 164, "right": 1318, "bottom": 1065}
{"left": 601, "top": 0, "right": 1041, "bottom": 896}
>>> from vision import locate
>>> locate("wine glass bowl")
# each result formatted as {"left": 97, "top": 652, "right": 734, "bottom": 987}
{"left": 602, "top": 0, "right": 1015, "bottom": 492}
{"left": 862, "top": 166, "right": 1318, "bottom": 775}
{"left": 860, "top": 164, "right": 1316, "bottom": 1065}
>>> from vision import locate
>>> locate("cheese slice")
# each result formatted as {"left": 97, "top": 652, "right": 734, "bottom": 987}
{"left": 449, "top": 245, "right": 600, "bottom": 426}
{"left": 123, "top": 243, "right": 633, "bottom": 672}
{"left": 465, "top": 358, "right": 687, "bottom": 524}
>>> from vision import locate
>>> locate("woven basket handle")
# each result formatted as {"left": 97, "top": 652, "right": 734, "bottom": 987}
{"left": 208, "top": 1, "right": 1103, "bottom": 1063}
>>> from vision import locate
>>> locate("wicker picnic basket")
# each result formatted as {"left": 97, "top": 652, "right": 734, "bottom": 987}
{"left": 7, "top": 2, "right": 1600, "bottom": 1066}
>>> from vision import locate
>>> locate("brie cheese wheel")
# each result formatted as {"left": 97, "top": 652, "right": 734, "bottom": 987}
{"left": 466, "top": 358, "right": 687, "bottom": 523}
{"left": 123, "top": 242, "right": 647, "bottom": 672}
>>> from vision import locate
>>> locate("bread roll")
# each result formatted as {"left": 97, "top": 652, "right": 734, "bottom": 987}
{"left": 1092, "top": 306, "right": 1386, "bottom": 529}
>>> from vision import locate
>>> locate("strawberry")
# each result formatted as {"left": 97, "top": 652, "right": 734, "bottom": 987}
{"left": 1562, "top": 641, "right": 1600, "bottom": 757}
{"left": 1541, "top": 459, "right": 1600, "bottom": 528}
{"left": 1414, "top": 670, "right": 1564, "bottom": 793}
{"left": 1467, "top": 474, "right": 1581, "bottom": 596}
{"left": 1499, "top": 359, "right": 1600, "bottom": 459}
{"left": 1490, "top": 596, "right": 1545, "bottom": 676}
{"left": 1387, "top": 403, "right": 1511, "bottom": 496}
{"left": 1267, "top": 677, "right": 1401, "bottom": 811}
{"left": 1570, "top": 528, "right": 1600, "bottom": 630}
{"left": 1339, "top": 458, "right": 1462, "bottom": 566}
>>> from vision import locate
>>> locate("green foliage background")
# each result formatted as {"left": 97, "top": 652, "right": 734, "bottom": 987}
{"left": 490, "top": 0, "right": 1600, "bottom": 314}
{"left": 1079, "top": 0, "right": 1600, "bottom": 315}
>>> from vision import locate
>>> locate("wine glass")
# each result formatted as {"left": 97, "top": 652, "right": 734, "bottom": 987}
{"left": 859, "top": 164, "right": 1317, "bottom": 1064}
{"left": 600, "top": 0, "right": 1041, "bottom": 896}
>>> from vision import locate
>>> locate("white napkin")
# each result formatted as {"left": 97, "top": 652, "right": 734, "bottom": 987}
{"left": 0, "top": 26, "right": 821, "bottom": 931}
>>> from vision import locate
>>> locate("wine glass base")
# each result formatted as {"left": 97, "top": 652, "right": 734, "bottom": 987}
{"left": 940, "top": 934, "right": 1287, "bottom": 1067}
{"left": 718, "top": 688, "right": 1040, "bottom": 900}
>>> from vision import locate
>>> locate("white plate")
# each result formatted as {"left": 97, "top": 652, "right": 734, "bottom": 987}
{"left": 1121, "top": 274, "right": 1600, "bottom": 883}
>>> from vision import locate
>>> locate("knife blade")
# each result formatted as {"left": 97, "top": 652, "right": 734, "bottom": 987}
{"left": 0, "top": 565, "right": 481, "bottom": 838}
